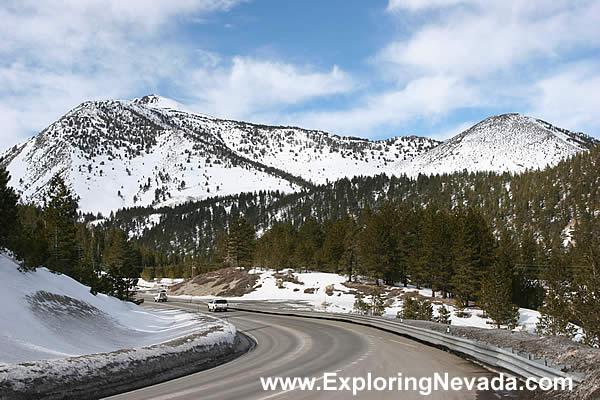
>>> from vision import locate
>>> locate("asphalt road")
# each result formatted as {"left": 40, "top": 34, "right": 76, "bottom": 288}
{"left": 106, "top": 299, "right": 523, "bottom": 400}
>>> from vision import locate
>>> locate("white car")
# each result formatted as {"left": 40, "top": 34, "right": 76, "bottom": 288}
{"left": 207, "top": 299, "right": 228, "bottom": 312}
{"left": 154, "top": 290, "right": 168, "bottom": 302}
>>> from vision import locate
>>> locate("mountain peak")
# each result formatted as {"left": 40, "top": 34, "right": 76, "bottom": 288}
{"left": 395, "top": 113, "right": 598, "bottom": 177}
{"left": 132, "top": 94, "right": 183, "bottom": 110}
{"left": 464, "top": 113, "right": 598, "bottom": 149}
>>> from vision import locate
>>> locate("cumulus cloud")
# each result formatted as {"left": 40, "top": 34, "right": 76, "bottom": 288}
{"left": 184, "top": 58, "right": 354, "bottom": 119}
{"left": 379, "top": 1, "right": 600, "bottom": 80}
{"left": 528, "top": 62, "right": 600, "bottom": 135}
{"left": 257, "top": 0, "right": 600, "bottom": 140}
{"left": 276, "top": 76, "right": 480, "bottom": 136}
{"left": 1, "top": 0, "right": 599, "bottom": 150}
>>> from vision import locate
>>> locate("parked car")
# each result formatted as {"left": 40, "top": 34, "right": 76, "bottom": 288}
{"left": 207, "top": 299, "right": 228, "bottom": 312}
{"left": 154, "top": 290, "right": 168, "bottom": 302}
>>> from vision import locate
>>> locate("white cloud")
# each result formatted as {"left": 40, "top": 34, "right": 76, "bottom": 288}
{"left": 360, "top": 0, "right": 600, "bottom": 138}
{"left": 264, "top": 0, "right": 600, "bottom": 139}
{"left": 1, "top": 0, "right": 599, "bottom": 152}
{"left": 185, "top": 57, "right": 354, "bottom": 119}
{"left": 276, "top": 75, "right": 480, "bottom": 137}
{"left": 380, "top": 1, "right": 600, "bottom": 80}
{"left": 528, "top": 62, "right": 600, "bottom": 135}
{"left": 387, "top": 0, "right": 477, "bottom": 12}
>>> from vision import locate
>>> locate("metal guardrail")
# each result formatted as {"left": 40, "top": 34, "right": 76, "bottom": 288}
{"left": 229, "top": 305, "right": 584, "bottom": 385}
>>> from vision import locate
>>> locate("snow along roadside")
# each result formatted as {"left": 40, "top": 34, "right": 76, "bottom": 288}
{"left": 0, "top": 251, "right": 253, "bottom": 399}
{"left": 0, "top": 318, "right": 253, "bottom": 399}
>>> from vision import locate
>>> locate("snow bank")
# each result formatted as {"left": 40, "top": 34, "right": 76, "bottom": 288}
{"left": 0, "top": 253, "right": 231, "bottom": 364}
{"left": 0, "top": 253, "right": 246, "bottom": 398}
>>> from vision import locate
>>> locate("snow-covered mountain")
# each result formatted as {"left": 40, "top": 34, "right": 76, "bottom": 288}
{"left": 396, "top": 113, "right": 599, "bottom": 177}
{"left": 0, "top": 95, "right": 438, "bottom": 214}
{"left": 2, "top": 96, "right": 597, "bottom": 215}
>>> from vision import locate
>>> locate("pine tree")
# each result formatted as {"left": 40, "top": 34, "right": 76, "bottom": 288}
{"left": 572, "top": 249, "right": 600, "bottom": 346}
{"left": 480, "top": 230, "right": 521, "bottom": 330}
{"left": 400, "top": 297, "right": 433, "bottom": 321}
{"left": 536, "top": 251, "right": 576, "bottom": 338}
{"left": 321, "top": 218, "right": 346, "bottom": 273}
{"left": 0, "top": 167, "right": 20, "bottom": 251}
{"left": 435, "top": 305, "right": 451, "bottom": 324}
{"left": 226, "top": 216, "right": 256, "bottom": 269}
{"left": 140, "top": 267, "right": 155, "bottom": 282}
{"left": 515, "top": 228, "right": 545, "bottom": 309}
{"left": 212, "top": 231, "right": 228, "bottom": 265}
{"left": 102, "top": 228, "right": 139, "bottom": 301}
{"left": 292, "top": 216, "right": 323, "bottom": 271}
{"left": 417, "top": 205, "right": 440, "bottom": 295}
{"left": 357, "top": 201, "right": 401, "bottom": 285}
{"left": 480, "top": 263, "right": 520, "bottom": 329}
{"left": 43, "top": 174, "right": 79, "bottom": 276}
{"left": 398, "top": 206, "right": 420, "bottom": 287}
{"left": 465, "top": 209, "right": 496, "bottom": 303}
{"left": 570, "top": 215, "right": 600, "bottom": 346}
{"left": 353, "top": 294, "right": 371, "bottom": 315}
{"left": 340, "top": 215, "right": 359, "bottom": 281}
{"left": 400, "top": 297, "right": 420, "bottom": 320}
{"left": 450, "top": 213, "right": 475, "bottom": 307}
{"left": 370, "top": 288, "right": 386, "bottom": 316}
{"left": 74, "top": 223, "right": 98, "bottom": 288}
{"left": 15, "top": 205, "right": 48, "bottom": 270}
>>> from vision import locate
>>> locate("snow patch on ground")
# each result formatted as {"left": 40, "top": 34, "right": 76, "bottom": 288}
{"left": 137, "top": 277, "right": 185, "bottom": 291}
{"left": 172, "top": 268, "right": 546, "bottom": 333}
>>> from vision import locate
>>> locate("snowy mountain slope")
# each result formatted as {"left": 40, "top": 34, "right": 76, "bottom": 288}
{"left": 396, "top": 113, "right": 599, "bottom": 177}
{"left": 0, "top": 95, "right": 438, "bottom": 214}
{"left": 1, "top": 98, "right": 309, "bottom": 214}
{"left": 205, "top": 122, "right": 436, "bottom": 184}
{"left": 0, "top": 253, "right": 232, "bottom": 364}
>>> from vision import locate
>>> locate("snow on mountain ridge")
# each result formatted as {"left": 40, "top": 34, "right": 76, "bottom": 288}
{"left": 155, "top": 108, "right": 439, "bottom": 185}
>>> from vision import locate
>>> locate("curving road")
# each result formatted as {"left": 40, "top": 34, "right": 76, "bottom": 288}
{"left": 106, "top": 300, "right": 521, "bottom": 399}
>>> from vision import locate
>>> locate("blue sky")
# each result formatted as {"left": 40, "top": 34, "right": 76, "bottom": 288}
{"left": 1, "top": 0, "right": 599, "bottom": 152}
